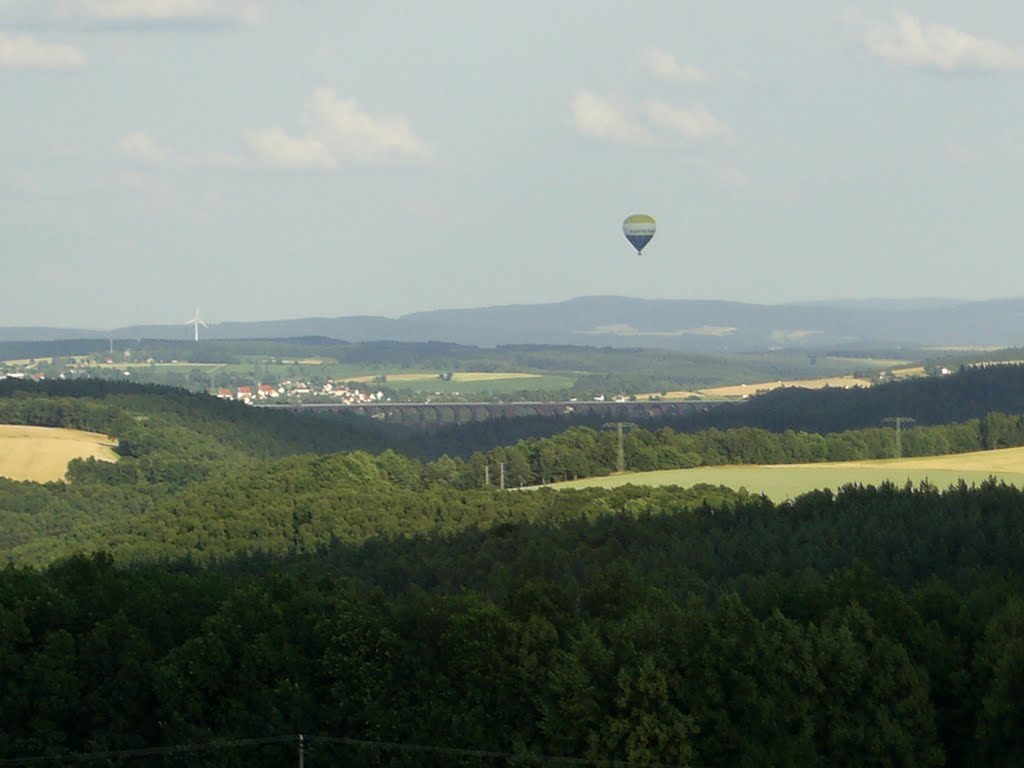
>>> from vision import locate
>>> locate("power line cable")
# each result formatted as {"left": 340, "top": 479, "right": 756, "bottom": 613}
{"left": 0, "top": 734, "right": 693, "bottom": 768}
{"left": 0, "top": 735, "right": 293, "bottom": 767}
{"left": 315, "top": 734, "right": 690, "bottom": 768}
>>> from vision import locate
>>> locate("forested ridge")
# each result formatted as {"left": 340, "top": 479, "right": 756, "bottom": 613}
{"left": 4, "top": 373, "right": 1024, "bottom": 765}
{"left": 673, "top": 362, "right": 1024, "bottom": 433}
{"left": 421, "top": 361, "right": 1024, "bottom": 457}
{"left": 7, "top": 372, "right": 1024, "bottom": 564}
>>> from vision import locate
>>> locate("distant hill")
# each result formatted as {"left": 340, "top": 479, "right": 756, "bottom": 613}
{"left": 0, "top": 326, "right": 106, "bottom": 342}
{"left": 5, "top": 295, "right": 1024, "bottom": 351}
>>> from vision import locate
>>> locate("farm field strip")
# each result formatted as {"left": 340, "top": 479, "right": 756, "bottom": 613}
{"left": 696, "top": 375, "right": 875, "bottom": 398}
{"left": 552, "top": 447, "right": 1024, "bottom": 502}
{"left": 346, "top": 371, "right": 544, "bottom": 383}
{"left": 891, "top": 365, "right": 927, "bottom": 377}
{"left": 632, "top": 390, "right": 701, "bottom": 399}
{"left": 0, "top": 425, "right": 119, "bottom": 483}
{"left": 823, "top": 356, "right": 912, "bottom": 366}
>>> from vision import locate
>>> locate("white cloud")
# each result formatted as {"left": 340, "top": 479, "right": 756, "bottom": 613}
{"left": 572, "top": 90, "right": 733, "bottom": 147}
{"left": 244, "top": 88, "right": 432, "bottom": 169}
{"left": 866, "top": 13, "right": 1024, "bottom": 72}
{"left": 121, "top": 90, "right": 432, "bottom": 171}
{"left": 709, "top": 164, "right": 798, "bottom": 200}
{"left": 242, "top": 129, "right": 333, "bottom": 170}
{"left": 61, "top": 0, "right": 262, "bottom": 24}
{"left": 643, "top": 47, "right": 708, "bottom": 83}
{"left": 646, "top": 101, "right": 734, "bottom": 142}
{"left": 713, "top": 166, "right": 754, "bottom": 192}
{"left": 571, "top": 90, "right": 654, "bottom": 145}
{"left": 120, "top": 131, "right": 173, "bottom": 163}
{"left": 0, "top": 33, "right": 83, "bottom": 69}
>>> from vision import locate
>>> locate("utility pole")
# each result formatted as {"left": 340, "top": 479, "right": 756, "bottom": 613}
{"left": 484, "top": 464, "right": 490, "bottom": 486}
{"left": 882, "top": 416, "right": 916, "bottom": 458}
{"left": 604, "top": 421, "right": 636, "bottom": 474}
{"left": 499, "top": 461, "right": 506, "bottom": 490}
{"left": 298, "top": 734, "right": 305, "bottom": 768}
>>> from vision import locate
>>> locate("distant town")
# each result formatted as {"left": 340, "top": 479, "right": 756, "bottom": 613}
{"left": 212, "top": 380, "right": 386, "bottom": 405}
{"left": 0, "top": 354, "right": 389, "bottom": 405}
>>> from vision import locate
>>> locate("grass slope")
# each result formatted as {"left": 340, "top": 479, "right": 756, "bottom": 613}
{"left": 552, "top": 446, "right": 1024, "bottom": 502}
{"left": 0, "top": 425, "right": 118, "bottom": 482}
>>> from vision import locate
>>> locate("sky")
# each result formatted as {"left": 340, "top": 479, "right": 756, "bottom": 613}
{"left": 2, "top": 1, "right": 1024, "bottom": 328}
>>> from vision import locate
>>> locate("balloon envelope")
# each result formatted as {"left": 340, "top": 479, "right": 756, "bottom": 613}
{"left": 623, "top": 214, "right": 656, "bottom": 254}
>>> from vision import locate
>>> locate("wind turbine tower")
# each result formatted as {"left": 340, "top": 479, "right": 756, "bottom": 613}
{"left": 185, "top": 308, "right": 208, "bottom": 342}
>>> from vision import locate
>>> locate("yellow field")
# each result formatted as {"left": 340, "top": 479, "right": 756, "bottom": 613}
{"left": 891, "top": 365, "right": 927, "bottom": 377}
{"left": 824, "top": 356, "right": 911, "bottom": 367}
{"left": 453, "top": 372, "right": 541, "bottom": 382}
{"left": 90, "top": 362, "right": 222, "bottom": 368}
{"left": 551, "top": 446, "right": 1024, "bottom": 502}
{"left": 925, "top": 346, "right": 1005, "bottom": 352}
{"left": 836, "top": 448, "right": 1024, "bottom": 473}
{"left": 697, "top": 375, "right": 875, "bottom": 398}
{"left": 2, "top": 357, "right": 52, "bottom": 365}
{"left": 348, "top": 372, "right": 542, "bottom": 383}
{"left": 635, "top": 390, "right": 701, "bottom": 399}
{"left": 0, "top": 425, "right": 118, "bottom": 482}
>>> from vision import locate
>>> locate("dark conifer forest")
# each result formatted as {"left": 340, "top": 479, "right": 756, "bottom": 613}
{"left": 4, "top": 370, "right": 1024, "bottom": 766}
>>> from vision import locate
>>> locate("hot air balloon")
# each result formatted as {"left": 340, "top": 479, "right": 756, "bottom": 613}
{"left": 623, "top": 214, "right": 656, "bottom": 255}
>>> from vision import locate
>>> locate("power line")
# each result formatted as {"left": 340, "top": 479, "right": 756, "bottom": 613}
{"left": 881, "top": 416, "right": 916, "bottom": 458}
{"left": 0, "top": 734, "right": 694, "bottom": 768}
{"left": 0, "top": 735, "right": 293, "bottom": 767}
{"left": 603, "top": 421, "right": 636, "bottom": 474}
{"left": 312, "top": 735, "right": 693, "bottom": 768}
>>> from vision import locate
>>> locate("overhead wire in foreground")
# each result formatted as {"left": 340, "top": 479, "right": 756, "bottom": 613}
{"left": 0, "top": 734, "right": 694, "bottom": 768}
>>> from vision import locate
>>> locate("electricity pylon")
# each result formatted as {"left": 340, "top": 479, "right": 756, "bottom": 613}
{"left": 882, "top": 416, "right": 915, "bottom": 458}
{"left": 604, "top": 421, "right": 636, "bottom": 474}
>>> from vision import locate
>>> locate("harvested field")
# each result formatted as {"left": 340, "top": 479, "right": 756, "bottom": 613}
{"left": 552, "top": 446, "right": 1024, "bottom": 502}
{"left": 633, "top": 390, "right": 701, "bottom": 400}
{"left": 697, "top": 375, "right": 874, "bottom": 398}
{"left": 0, "top": 425, "right": 119, "bottom": 482}
{"left": 348, "top": 371, "right": 542, "bottom": 383}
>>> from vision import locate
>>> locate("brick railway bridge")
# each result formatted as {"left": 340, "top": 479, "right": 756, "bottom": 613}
{"left": 259, "top": 398, "right": 734, "bottom": 428}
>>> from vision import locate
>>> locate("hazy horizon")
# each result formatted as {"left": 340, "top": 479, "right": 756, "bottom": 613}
{"left": 4, "top": 2, "right": 1024, "bottom": 327}
{"left": 0, "top": 292, "right": 1016, "bottom": 334}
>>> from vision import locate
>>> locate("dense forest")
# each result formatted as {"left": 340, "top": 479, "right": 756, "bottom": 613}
{"left": 5, "top": 482, "right": 1024, "bottom": 766}
{"left": 3, "top": 371, "right": 1024, "bottom": 766}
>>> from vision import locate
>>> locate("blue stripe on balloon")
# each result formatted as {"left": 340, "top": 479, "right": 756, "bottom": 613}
{"left": 627, "top": 234, "right": 653, "bottom": 251}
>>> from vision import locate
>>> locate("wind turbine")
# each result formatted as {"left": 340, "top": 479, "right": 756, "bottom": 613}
{"left": 185, "top": 308, "right": 207, "bottom": 342}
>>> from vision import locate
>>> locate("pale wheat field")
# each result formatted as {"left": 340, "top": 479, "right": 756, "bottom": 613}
{"left": 0, "top": 425, "right": 119, "bottom": 482}
{"left": 553, "top": 447, "right": 1024, "bottom": 502}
